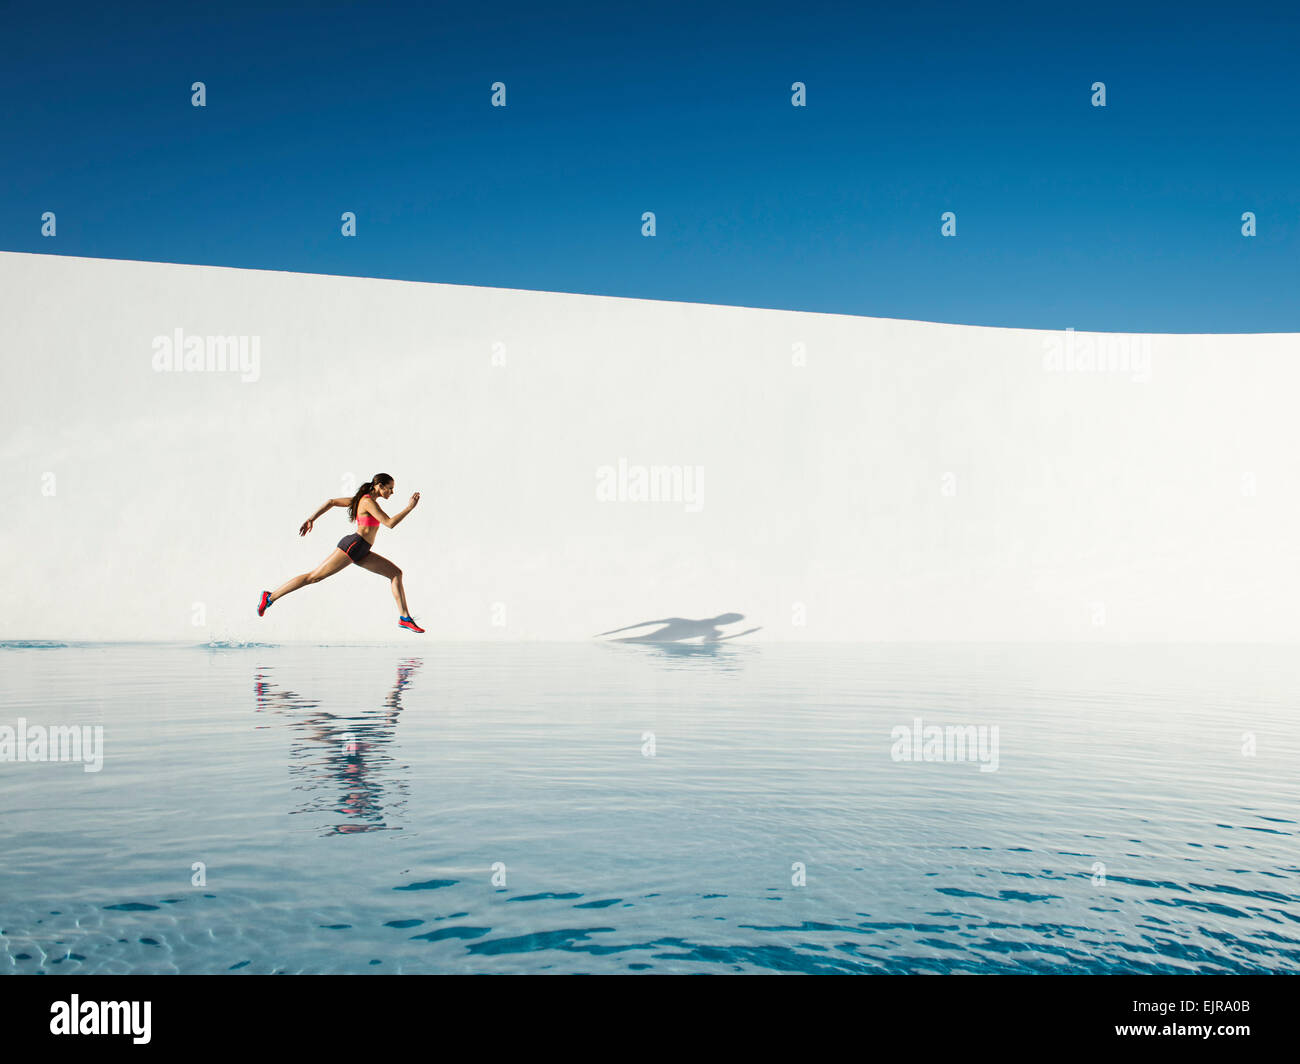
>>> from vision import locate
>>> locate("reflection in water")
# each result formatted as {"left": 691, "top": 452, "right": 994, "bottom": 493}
{"left": 4, "top": 642, "right": 1300, "bottom": 973}
{"left": 598, "top": 639, "right": 760, "bottom": 672}
{"left": 253, "top": 658, "right": 422, "bottom": 835}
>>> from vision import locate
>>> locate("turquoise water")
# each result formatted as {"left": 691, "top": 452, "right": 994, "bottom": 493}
{"left": 1, "top": 641, "right": 1297, "bottom": 974}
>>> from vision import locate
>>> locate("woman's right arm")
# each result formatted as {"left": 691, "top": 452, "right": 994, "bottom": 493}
{"left": 367, "top": 493, "right": 420, "bottom": 529}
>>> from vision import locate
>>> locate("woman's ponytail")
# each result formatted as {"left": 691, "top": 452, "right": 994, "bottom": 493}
{"left": 347, "top": 473, "right": 392, "bottom": 521}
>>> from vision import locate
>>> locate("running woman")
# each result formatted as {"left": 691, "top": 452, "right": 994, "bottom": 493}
{"left": 257, "top": 473, "right": 425, "bottom": 632}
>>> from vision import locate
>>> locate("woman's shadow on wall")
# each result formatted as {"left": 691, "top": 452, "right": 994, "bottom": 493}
{"left": 593, "top": 613, "right": 760, "bottom": 659}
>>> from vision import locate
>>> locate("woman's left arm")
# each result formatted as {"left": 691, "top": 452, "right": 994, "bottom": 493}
{"left": 300, "top": 497, "right": 350, "bottom": 536}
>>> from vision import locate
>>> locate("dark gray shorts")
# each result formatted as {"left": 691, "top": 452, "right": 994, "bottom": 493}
{"left": 337, "top": 533, "right": 373, "bottom": 564}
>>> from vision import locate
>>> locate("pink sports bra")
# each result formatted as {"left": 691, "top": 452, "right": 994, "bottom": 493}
{"left": 356, "top": 507, "right": 380, "bottom": 528}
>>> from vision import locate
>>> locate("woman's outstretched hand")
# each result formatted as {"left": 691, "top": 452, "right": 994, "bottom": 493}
{"left": 299, "top": 518, "right": 314, "bottom": 536}
{"left": 409, "top": 493, "right": 421, "bottom": 509}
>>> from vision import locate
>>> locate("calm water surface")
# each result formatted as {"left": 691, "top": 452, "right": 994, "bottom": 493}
{"left": 1, "top": 641, "right": 1297, "bottom": 974}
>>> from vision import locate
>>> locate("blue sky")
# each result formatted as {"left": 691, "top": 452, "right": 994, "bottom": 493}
{"left": 2, "top": 0, "right": 1296, "bottom": 332}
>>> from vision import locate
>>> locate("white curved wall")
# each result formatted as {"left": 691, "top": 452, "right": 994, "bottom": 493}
{"left": 2, "top": 251, "right": 1297, "bottom": 643}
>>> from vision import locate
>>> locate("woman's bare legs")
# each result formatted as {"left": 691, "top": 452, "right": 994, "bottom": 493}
{"left": 269, "top": 548, "right": 353, "bottom": 605}
{"left": 357, "top": 551, "right": 410, "bottom": 616}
